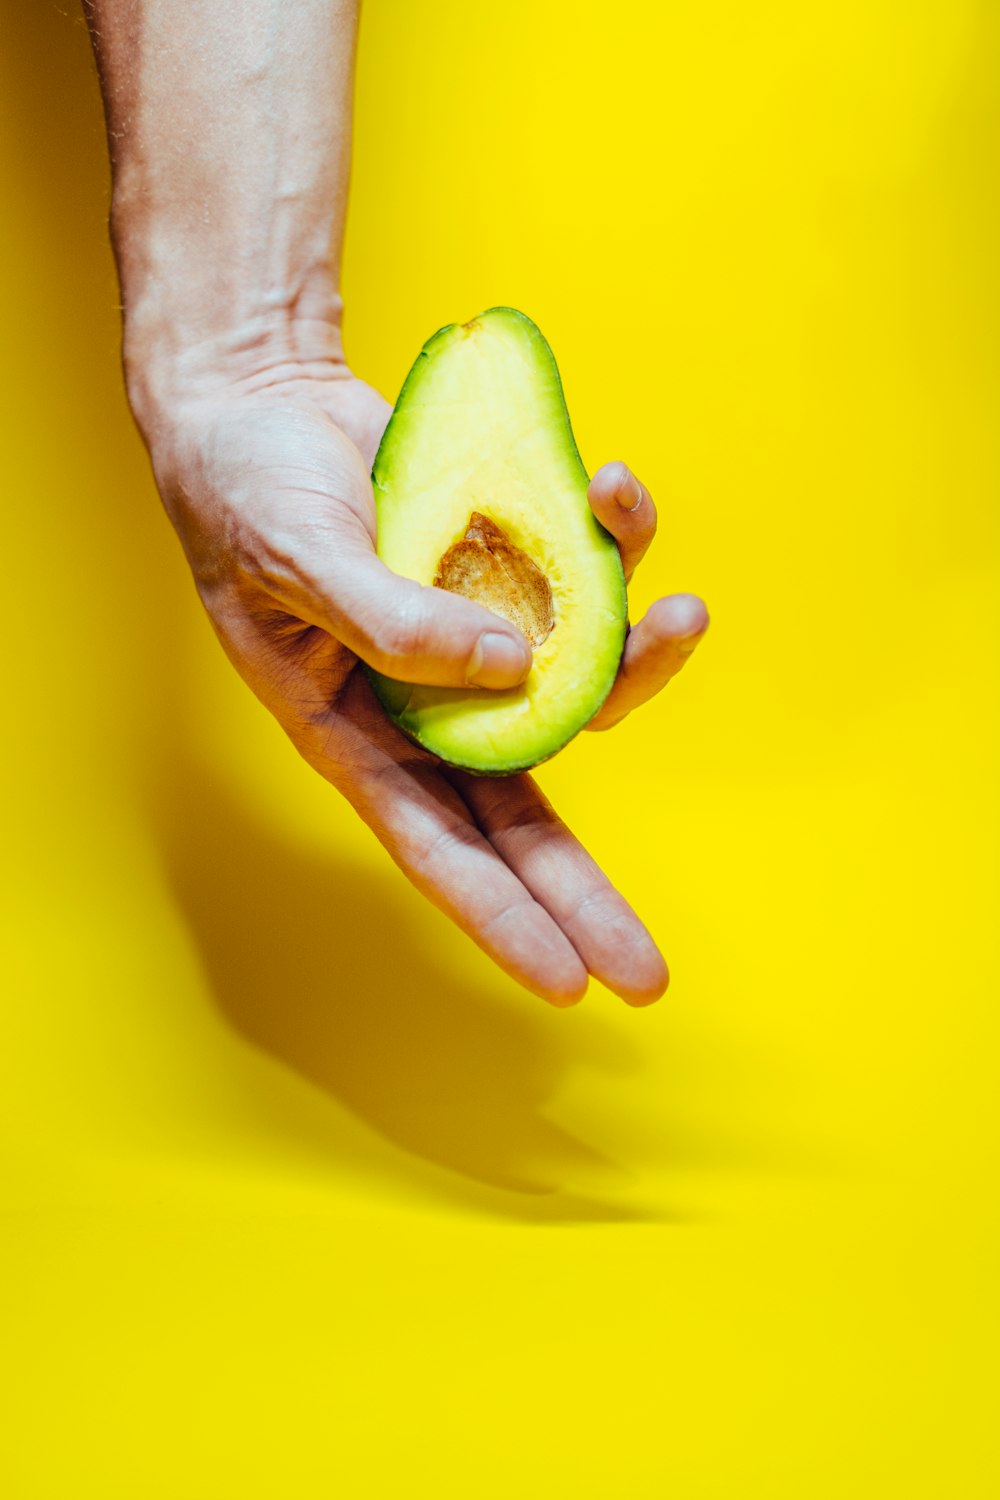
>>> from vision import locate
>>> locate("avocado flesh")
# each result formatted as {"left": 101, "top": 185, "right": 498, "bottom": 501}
{"left": 369, "top": 307, "right": 627, "bottom": 775}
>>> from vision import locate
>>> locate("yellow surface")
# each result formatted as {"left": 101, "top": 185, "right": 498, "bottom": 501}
{"left": 1, "top": 3, "right": 997, "bottom": 1495}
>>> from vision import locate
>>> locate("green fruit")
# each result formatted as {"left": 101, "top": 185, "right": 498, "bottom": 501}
{"left": 368, "top": 307, "right": 627, "bottom": 774}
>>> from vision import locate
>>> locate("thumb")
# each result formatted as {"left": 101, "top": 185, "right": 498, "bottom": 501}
{"left": 295, "top": 508, "right": 533, "bottom": 689}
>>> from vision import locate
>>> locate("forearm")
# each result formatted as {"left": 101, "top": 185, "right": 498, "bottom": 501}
{"left": 84, "top": 0, "right": 359, "bottom": 429}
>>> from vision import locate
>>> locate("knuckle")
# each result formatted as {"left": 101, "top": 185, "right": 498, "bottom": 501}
{"left": 479, "top": 895, "right": 536, "bottom": 941}
{"left": 370, "top": 587, "right": 429, "bottom": 666}
{"left": 568, "top": 884, "right": 627, "bottom": 936}
{"left": 409, "top": 821, "right": 480, "bottom": 884}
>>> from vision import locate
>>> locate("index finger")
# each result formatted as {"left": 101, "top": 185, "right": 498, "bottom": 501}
{"left": 587, "top": 461, "right": 657, "bottom": 582}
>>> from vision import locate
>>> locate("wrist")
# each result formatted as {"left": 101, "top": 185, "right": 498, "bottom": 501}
{"left": 120, "top": 264, "right": 347, "bottom": 442}
{"left": 108, "top": 148, "right": 348, "bottom": 433}
{"left": 86, "top": 0, "right": 360, "bottom": 437}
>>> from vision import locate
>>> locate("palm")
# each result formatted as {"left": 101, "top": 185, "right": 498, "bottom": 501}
{"left": 160, "top": 372, "right": 707, "bottom": 1005}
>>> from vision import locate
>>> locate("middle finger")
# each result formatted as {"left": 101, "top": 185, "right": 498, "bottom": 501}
{"left": 451, "top": 769, "right": 669, "bottom": 1006}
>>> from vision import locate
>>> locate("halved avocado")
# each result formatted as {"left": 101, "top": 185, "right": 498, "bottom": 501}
{"left": 368, "top": 307, "right": 627, "bottom": 774}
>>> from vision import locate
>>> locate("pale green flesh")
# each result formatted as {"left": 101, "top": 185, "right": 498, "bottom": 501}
{"left": 369, "top": 307, "right": 627, "bottom": 774}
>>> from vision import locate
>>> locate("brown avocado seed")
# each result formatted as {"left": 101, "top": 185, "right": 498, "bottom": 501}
{"left": 434, "top": 512, "right": 555, "bottom": 649}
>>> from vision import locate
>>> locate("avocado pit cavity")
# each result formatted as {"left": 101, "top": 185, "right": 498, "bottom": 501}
{"left": 434, "top": 512, "right": 554, "bottom": 649}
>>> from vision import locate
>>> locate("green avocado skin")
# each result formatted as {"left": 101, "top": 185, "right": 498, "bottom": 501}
{"left": 366, "top": 307, "right": 627, "bottom": 775}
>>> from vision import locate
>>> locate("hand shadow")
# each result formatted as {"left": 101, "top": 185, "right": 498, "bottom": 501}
{"left": 150, "top": 757, "right": 660, "bottom": 1223}
{"left": 11, "top": 1, "right": 665, "bottom": 1225}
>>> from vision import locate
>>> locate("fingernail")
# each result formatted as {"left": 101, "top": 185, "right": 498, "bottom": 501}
{"left": 676, "top": 623, "right": 708, "bottom": 657}
{"left": 466, "top": 631, "right": 531, "bottom": 688}
{"left": 618, "top": 470, "right": 643, "bottom": 512}
{"left": 670, "top": 597, "right": 710, "bottom": 653}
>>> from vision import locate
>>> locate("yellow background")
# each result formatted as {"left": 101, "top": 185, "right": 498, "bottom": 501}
{"left": 2, "top": 2, "right": 997, "bottom": 1494}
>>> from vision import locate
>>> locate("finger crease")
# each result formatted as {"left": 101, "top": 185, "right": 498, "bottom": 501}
{"left": 409, "top": 821, "right": 482, "bottom": 883}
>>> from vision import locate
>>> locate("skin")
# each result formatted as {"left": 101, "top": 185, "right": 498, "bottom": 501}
{"left": 84, "top": 0, "right": 709, "bottom": 1007}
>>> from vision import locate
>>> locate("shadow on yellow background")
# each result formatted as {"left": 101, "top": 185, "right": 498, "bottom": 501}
{"left": 153, "top": 756, "right": 651, "bottom": 1215}
{"left": 3, "top": 1, "right": 795, "bottom": 1228}
{"left": 1, "top": 1, "right": 674, "bottom": 1225}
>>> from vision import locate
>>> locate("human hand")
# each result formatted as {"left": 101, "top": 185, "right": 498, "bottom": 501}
{"left": 86, "top": 0, "right": 707, "bottom": 1005}
{"left": 145, "top": 364, "right": 708, "bottom": 1007}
